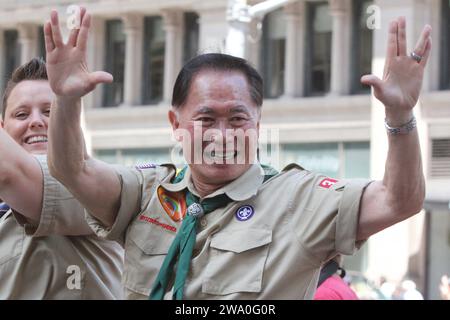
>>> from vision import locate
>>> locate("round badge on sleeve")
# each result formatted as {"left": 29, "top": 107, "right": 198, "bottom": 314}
{"left": 235, "top": 205, "right": 254, "bottom": 221}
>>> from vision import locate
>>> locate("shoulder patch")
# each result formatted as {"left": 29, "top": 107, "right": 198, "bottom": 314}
{"left": 319, "top": 178, "right": 338, "bottom": 189}
{"left": 135, "top": 163, "right": 157, "bottom": 170}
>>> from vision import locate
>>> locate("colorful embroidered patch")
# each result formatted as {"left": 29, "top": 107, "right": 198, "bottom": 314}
{"left": 135, "top": 163, "right": 157, "bottom": 170}
{"left": 319, "top": 178, "right": 338, "bottom": 189}
{"left": 235, "top": 205, "right": 255, "bottom": 221}
{"left": 157, "top": 186, "right": 187, "bottom": 222}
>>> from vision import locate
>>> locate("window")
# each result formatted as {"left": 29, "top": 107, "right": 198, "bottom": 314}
{"left": 3, "top": 30, "right": 20, "bottom": 87}
{"left": 103, "top": 20, "right": 125, "bottom": 107}
{"left": 441, "top": 0, "right": 450, "bottom": 89}
{"left": 142, "top": 16, "right": 165, "bottom": 105}
{"left": 430, "top": 139, "right": 450, "bottom": 178}
{"left": 351, "top": 0, "right": 373, "bottom": 94}
{"left": 261, "top": 8, "right": 286, "bottom": 99}
{"left": 95, "top": 148, "right": 172, "bottom": 166}
{"left": 282, "top": 143, "right": 339, "bottom": 177}
{"left": 343, "top": 142, "right": 371, "bottom": 178}
{"left": 305, "top": 2, "right": 332, "bottom": 96}
{"left": 279, "top": 142, "right": 370, "bottom": 178}
{"left": 183, "top": 12, "right": 200, "bottom": 63}
{"left": 37, "top": 26, "right": 46, "bottom": 60}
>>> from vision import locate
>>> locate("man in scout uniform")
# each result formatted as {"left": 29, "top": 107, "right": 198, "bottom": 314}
{"left": 45, "top": 8, "right": 431, "bottom": 299}
{"left": 0, "top": 57, "right": 123, "bottom": 299}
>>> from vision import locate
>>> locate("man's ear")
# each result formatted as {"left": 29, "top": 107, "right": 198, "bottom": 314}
{"left": 168, "top": 109, "right": 180, "bottom": 140}
{"left": 168, "top": 109, "right": 179, "bottom": 129}
{"left": 0, "top": 120, "right": 4, "bottom": 128}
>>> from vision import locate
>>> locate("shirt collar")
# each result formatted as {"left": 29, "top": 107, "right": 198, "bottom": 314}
{"left": 160, "top": 163, "right": 265, "bottom": 202}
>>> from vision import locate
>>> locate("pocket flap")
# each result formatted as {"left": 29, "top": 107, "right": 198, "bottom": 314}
{"left": 127, "top": 217, "right": 176, "bottom": 255}
{"left": 210, "top": 228, "right": 272, "bottom": 253}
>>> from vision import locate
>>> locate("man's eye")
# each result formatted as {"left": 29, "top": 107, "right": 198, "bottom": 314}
{"left": 43, "top": 109, "right": 51, "bottom": 116}
{"left": 230, "top": 117, "right": 247, "bottom": 124}
{"left": 15, "top": 112, "right": 28, "bottom": 119}
{"left": 198, "top": 117, "right": 214, "bottom": 123}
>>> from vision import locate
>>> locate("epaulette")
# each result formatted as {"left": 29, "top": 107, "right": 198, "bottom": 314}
{"left": 282, "top": 163, "right": 305, "bottom": 172}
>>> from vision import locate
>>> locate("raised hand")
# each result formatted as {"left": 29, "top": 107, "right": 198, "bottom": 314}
{"left": 361, "top": 17, "right": 432, "bottom": 126}
{"left": 44, "top": 8, "right": 113, "bottom": 99}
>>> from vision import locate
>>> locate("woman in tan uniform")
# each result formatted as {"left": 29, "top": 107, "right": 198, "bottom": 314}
{"left": 0, "top": 57, "right": 123, "bottom": 299}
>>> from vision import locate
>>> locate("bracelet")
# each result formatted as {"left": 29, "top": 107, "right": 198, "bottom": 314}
{"left": 384, "top": 116, "right": 417, "bottom": 135}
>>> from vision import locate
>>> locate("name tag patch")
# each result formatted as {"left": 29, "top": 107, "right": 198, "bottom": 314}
{"left": 139, "top": 215, "right": 177, "bottom": 233}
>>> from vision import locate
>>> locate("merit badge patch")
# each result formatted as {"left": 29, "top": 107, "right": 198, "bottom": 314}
{"left": 319, "top": 178, "right": 338, "bottom": 189}
{"left": 235, "top": 205, "right": 255, "bottom": 221}
{"left": 157, "top": 186, "right": 187, "bottom": 222}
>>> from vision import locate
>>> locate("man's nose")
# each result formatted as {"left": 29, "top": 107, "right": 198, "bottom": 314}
{"left": 211, "top": 121, "right": 235, "bottom": 145}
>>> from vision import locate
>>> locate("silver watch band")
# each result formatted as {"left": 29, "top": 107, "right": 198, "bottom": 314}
{"left": 384, "top": 116, "right": 417, "bottom": 135}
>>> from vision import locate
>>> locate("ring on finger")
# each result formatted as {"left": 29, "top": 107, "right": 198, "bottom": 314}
{"left": 410, "top": 51, "right": 423, "bottom": 63}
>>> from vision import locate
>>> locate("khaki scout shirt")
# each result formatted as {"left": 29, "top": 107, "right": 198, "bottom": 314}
{"left": 86, "top": 163, "right": 371, "bottom": 299}
{"left": 0, "top": 156, "right": 123, "bottom": 299}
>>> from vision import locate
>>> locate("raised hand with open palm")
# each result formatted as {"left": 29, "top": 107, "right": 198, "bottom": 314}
{"left": 361, "top": 17, "right": 432, "bottom": 126}
{"left": 44, "top": 7, "right": 113, "bottom": 99}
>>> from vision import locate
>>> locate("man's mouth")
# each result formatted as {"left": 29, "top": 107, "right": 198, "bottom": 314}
{"left": 25, "top": 135, "right": 48, "bottom": 144}
{"left": 210, "top": 150, "right": 238, "bottom": 161}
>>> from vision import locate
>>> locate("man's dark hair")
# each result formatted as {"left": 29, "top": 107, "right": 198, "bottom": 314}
{"left": 171, "top": 53, "right": 263, "bottom": 108}
{"left": 2, "top": 57, "right": 48, "bottom": 119}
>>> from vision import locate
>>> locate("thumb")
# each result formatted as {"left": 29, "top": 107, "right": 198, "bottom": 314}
{"left": 360, "top": 74, "right": 383, "bottom": 91}
{"left": 89, "top": 71, "right": 113, "bottom": 86}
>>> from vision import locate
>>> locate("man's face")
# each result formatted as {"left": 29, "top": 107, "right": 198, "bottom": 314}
{"left": 169, "top": 69, "right": 261, "bottom": 186}
{"left": 1, "top": 80, "right": 53, "bottom": 155}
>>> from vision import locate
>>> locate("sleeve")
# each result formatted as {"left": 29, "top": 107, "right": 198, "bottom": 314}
{"left": 84, "top": 164, "right": 165, "bottom": 245}
{"left": 290, "top": 171, "right": 372, "bottom": 265}
{"left": 14, "top": 155, "right": 94, "bottom": 237}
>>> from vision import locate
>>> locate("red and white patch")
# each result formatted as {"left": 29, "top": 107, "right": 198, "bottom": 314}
{"left": 139, "top": 215, "right": 177, "bottom": 233}
{"left": 319, "top": 178, "right": 338, "bottom": 189}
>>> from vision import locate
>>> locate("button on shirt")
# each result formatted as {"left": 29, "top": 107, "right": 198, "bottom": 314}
{"left": 86, "top": 162, "right": 371, "bottom": 299}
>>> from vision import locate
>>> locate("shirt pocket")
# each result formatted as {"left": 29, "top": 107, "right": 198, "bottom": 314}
{"left": 202, "top": 228, "right": 272, "bottom": 296}
{"left": 123, "top": 217, "right": 175, "bottom": 297}
{"left": 0, "top": 212, "right": 25, "bottom": 266}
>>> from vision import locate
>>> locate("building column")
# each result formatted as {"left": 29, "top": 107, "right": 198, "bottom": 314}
{"left": 17, "top": 23, "right": 38, "bottom": 64}
{"left": 245, "top": 22, "right": 261, "bottom": 70}
{"left": 123, "top": 14, "right": 143, "bottom": 106}
{"left": 85, "top": 16, "right": 106, "bottom": 109}
{"left": 162, "top": 10, "right": 183, "bottom": 103}
{"left": 421, "top": 0, "right": 440, "bottom": 91}
{"left": 329, "top": 0, "right": 351, "bottom": 96}
{"left": 197, "top": 6, "right": 228, "bottom": 54}
{"left": 283, "top": 1, "right": 305, "bottom": 98}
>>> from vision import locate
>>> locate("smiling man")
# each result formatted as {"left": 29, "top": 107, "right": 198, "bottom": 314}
{"left": 46, "top": 8, "right": 430, "bottom": 299}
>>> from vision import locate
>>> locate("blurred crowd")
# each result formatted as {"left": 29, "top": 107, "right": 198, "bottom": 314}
{"left": 343, "top": 272, "right": 450, "bottom": 300}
